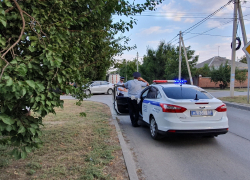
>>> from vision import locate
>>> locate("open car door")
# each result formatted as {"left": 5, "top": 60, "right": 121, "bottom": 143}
{"left": 113, "top": 84, "right": 129, "bottom": 115}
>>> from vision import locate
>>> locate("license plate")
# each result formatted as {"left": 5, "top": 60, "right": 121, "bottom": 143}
{"left": 190, "top": 110, "right": 213, "bottom": 117}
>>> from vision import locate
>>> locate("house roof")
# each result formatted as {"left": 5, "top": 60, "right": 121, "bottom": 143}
{"left": 195, "top": 56, "right": 248, "bottom": 70}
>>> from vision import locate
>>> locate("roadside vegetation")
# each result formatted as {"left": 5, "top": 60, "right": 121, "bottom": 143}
{"left": 206, "top": 88, "right": 249, "bottom": 92}
{"left": 0, "top": 0, "right": 163, "bottom": 158}
{"left": 0, "top": 100, "right": 128, "bottom": 180}
{"left": 219, "top": 96, "right": 249, "bottom": 104}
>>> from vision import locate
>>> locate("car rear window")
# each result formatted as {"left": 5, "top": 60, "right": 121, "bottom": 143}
{"left": 162, "top": 87, "right": 213, "bottom": 99}
{"left": 101, "top": 81, "right": 109, "bottom": 85}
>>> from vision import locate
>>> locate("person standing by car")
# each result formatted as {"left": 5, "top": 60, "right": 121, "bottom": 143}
{"left": 117, "top": 77, "right": 127, "bottom": 96}
{"left": 123, "top": 72, "right": 149, "bottom": 127}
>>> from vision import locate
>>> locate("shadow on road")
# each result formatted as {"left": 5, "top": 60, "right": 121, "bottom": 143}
{"left": 137, "top": 119, "right": 221, "bottom": 148}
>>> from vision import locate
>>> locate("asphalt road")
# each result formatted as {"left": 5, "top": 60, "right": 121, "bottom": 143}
{"left": 61, "top": 92, "right": 250, "bottom": 180}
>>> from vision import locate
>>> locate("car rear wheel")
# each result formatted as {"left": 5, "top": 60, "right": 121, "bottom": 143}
{"left": 150, "top": 116, "right": 161, "bottom": 140}
{"left": 107, "top": 88, "right": 113, "bottom": 95}
{"left": 85, "top": 90, "right": 91, "bottom": 96}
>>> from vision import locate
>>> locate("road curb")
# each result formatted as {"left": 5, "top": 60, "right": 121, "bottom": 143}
{"left": 223, "top": 101, "right": 250, "bottom": 111}
{"left": 112, "top": 116, "right": 139, "bottom": 180}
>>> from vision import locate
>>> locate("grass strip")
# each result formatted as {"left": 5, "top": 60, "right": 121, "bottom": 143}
{"left": 0, "top": 100, "right": 128, "bottom": 180}
{"left": 219, "top": 95, "right": 249, "bottom": 104}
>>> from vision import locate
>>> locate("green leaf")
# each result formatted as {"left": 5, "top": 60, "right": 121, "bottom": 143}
{"left": 35, "top": 96, "right": 40, "bottom": 102}
{"left": 10, "top": 59, "right": 17, "bottom": 64}
{"left": 31, "top": 41, "right": 37, "bottom": 46}
{"left": 0, "top": 9, "right": 4, "bottom": 15}
{"left": 4, "top": 0, "right": 13, "bottom": 7}
{"left": 30, "top": 123, "right": 38, "bottom": 129}
{"left": 34, "top": 137, "right": 42, "bottom": 143}
{"left": 21, "top": 150, "right": 27, "bottom": 159}
{"left": 80, "top": 112, "right": 86, "bottom": 117}
{"left": 6, "top": 125, "right": 12, "bottom": 132}
{"left": 0, "top": 114, "right": 15, "bottom": 125}
{"left": 0, "top": 15, "right": 7, "bottom": 27}
{"left": 41, "top": 94, "right": 45, "bottom": 100}
{"left": 26, "top": 80, "right": 36, "bottom": 89}
{"left": 17, "top": 63, "right": 28, "bottom": 76}
{"left": 18, "top": 126, "right": 26, "bottom": 134}
{"left": 36, "top": 83, "right": 45, "bottom": 92}
{"left": 22, "top": 88, "right": 26, "bottom": 96}
{"left": 57, "top": 75, "right": 62, "bottom": 83}
{"left": 28, "top": 46, "right": 35, "bottom": 52}
{"left": 11, "top": 148, "right": 21, "bottom": 159}
{"left": 46, "top": 101, "right": 51, "bottom": 106}
{"left": 25, "top": 146, "right": 32, "bottom": 153}
{"left": 29, "top": 127, "right": 36, "bottom": 136}
{"left": 0, "top": 36, "right": 6, "bottom": 46}
{"left": 35, "top": 143, "right": 43, "bottom": 148}
{"left": 29, "top": 36, "right": 38, "bottom": 41}
{"left": 6, "top": 78, "right": 13, "bottom": 86}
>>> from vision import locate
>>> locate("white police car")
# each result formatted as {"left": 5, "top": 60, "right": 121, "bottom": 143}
{"left": 113, "top": 80, "right": 228, "bottom": 139}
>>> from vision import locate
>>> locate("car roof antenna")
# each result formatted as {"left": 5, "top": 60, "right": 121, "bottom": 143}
{"left": 194, "top": 91, "right": 199, "bottom": 100}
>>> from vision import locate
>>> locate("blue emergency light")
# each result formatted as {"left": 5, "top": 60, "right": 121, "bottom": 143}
{"left": 174, "top": 80, "right": 187, "bottom": 84}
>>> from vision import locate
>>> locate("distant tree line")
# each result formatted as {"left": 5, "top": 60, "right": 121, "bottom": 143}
{"left": 115, "top": 41, "right": 248, "bottom": 89}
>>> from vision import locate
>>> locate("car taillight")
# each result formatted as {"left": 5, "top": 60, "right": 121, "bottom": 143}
{"left": 215, "top": 104, "right": 227, "bottom": 112}
{"left": 160, "top": 103, "right": 187, "bottom": 113}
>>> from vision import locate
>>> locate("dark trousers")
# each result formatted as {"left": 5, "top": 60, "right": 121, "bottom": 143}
{"left": 118, "top": 93, "right": 124, "bottom": 97}
{"left": 128, "top": 98, "right": 139, "bottom": 126}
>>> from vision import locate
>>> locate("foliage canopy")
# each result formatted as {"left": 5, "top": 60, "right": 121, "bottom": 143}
{"left": 139, "top": 41, "right": 198, "bottom": 83}
{"left": 210, "top": 62, "right": 231, "bottom": 89}
{"left": 0, "top": 0, "right": 162, "bottom": 159}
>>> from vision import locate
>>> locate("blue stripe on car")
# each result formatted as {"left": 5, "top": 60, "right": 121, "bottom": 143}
{"left": 143, "top": 100, "right": 161, "bottom": 107}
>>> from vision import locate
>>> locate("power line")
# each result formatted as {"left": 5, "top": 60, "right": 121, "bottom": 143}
{"left": 166, "top": 34, "right": 179, "bottom": 44}
{"left": 185, "top": 32, "right": 232, "bottom": 38}
{"left": 132, "top": 14, "right": 237, "bottom": 19}
{"left": 183, "top": 19, "right": 233, "bottom": 42}
{"left": 182, "top": 12, "right": 250, "bottom": 42}
{"left": 182, "top": 0, "right": 233, "bottom": 34}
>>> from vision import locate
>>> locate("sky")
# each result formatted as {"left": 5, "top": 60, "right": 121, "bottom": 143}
{"left": 113, "top": 0, "right": 250, "bottom": 65}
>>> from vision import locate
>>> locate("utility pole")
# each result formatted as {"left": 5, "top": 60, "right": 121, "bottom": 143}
{"left": 126, "top": 59, "right": 127, "bottom": 81}
{"left": 181, "top": 34, "right": 193, "bottom": 85}
{"left": 230, "top": 0, "right": 238, "bottom": 97}
{"left": 179, "top": 31, "right": 182, "bottom": 80}
{"left": 137, "top": 52, "right": 139, "bottom": 72}
{"left": 238, "top": 1, "right": 250, "bottom": 103}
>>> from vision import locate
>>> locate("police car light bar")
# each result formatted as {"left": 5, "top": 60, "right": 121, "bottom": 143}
{"left": 153, "top": 80, "right": 187, "bottom": 84}
{"left": 153, "top": 80, "right": 175, "bottom": 84}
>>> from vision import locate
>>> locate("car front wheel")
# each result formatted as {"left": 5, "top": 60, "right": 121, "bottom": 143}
{"left": 150, "top": 116, "right": 162, "bottom": 140}
{"left": 85, "top": 90, "right": 91, "bottom": 96}
{"left": 107, "top": 88, "right": 113, "bottom": 95}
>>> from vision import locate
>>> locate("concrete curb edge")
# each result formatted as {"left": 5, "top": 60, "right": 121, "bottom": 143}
{"left": 112, "top": 116, "right": 139, "bottom": 180}
{"left": 223, "top": 101, "right": 250, "bottom": 111}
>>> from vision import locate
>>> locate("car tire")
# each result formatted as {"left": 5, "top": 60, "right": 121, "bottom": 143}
{"left": 107, "top": 88, "right": 113, "bottom": 95}
{"left": 85, "top": 90, "right": 91, "bottom": 96}
{"left": 150, "top": 116, "right": 162, "bottom": 140}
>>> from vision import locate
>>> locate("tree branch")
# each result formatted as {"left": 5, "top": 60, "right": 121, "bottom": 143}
{"left": 0, "top": 0, "right": 25, "bottom": 81}
{"left": 5, "top": 7, "right": 14, "bottom": 14}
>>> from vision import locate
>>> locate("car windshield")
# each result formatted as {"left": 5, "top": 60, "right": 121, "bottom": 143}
{"left": 162, "top": 86, "right": 213, "bottom": 99}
